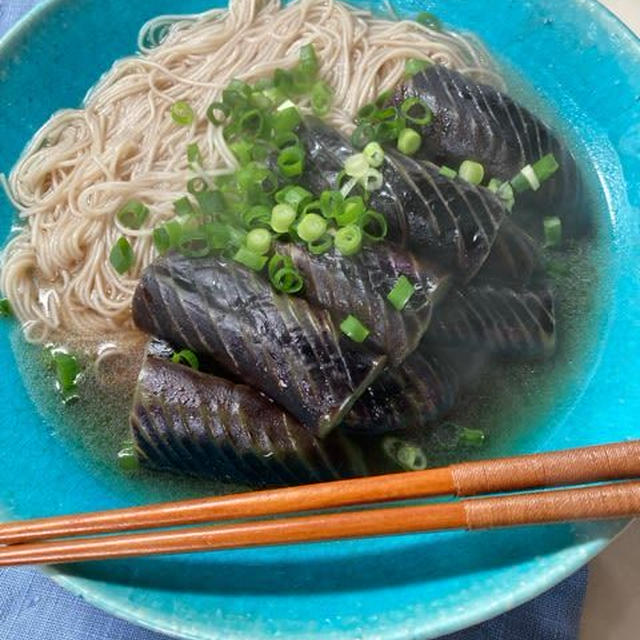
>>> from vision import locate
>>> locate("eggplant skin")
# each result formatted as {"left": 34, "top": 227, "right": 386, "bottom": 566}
{"left": 395, "top": 65, "right": 585, "bottom": 233}
{"left": 297, "top": 117, "right": 507, "bottom": 281}
{"left": 276, "top": 241, "right": 450, "bottom": 366}
{"left": 132, "top": 253, "right": 386, "bottom": 437}
{"left": 477, "top": 220, "right": 541, "bottom": 285}
{"left": 425, "top": 284, "right": 556, "bottom": 359}
{"left": 130, "top": 349, "right": 369, "bottom": 486}
{"left": 344, "top": 351, "right": 458, "bottom": 434}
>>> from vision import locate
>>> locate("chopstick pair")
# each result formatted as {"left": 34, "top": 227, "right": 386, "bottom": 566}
{"left": 0, "top": 440, "right": 639, "bottom": 566}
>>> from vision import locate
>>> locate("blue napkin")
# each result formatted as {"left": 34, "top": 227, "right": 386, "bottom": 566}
{"left": 0, "top": 2, "right": 588, "bottom": 639}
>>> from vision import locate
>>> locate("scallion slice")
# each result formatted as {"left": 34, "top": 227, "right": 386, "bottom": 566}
{"left": 336, "top": 196, "right": 365, "bottom": 226}
{"left": 459, "top": 160, "right": 485, "bottom": 185}
{"left": 243, "top": 204, "right": 272, "bottom": 229}
{"left": 334, "top": 224, "right": 362, "bottom": 256}
{"left": 487, "top": 178, "right": 502, "bottom": 193}
{"left": 272, "top": 104, "right": 301, "bottom": 133}
{"left": 363, "top": 141, "right": 384, "bottom": 168}
{"left": 207, "top": 101, "right": 231, "bottom": 125}
{"left": 109, "top": 237, "right": 134, "bottom": 274}
{"left": 351, "top": 123, "right": 376, "bottom": 149}
{"left": 178, "top": 229, "right": 211, "bottom": 258}
{"left": 187, "top": 176, "right": 208, "bottom": 196}
{"left": 277, "top": 145, "right": 305, "bottom": 177}
{"left": 400, "top": 97, "right": 433, "bottom": 125}
{"left": 0, "top": 298, "right": 11, "bottom": 317}
{"left": 299, "top": 43, "right": 319, "bottom": 77}
{"left": 533, "top": 153, "right": 560, "bottom": 182}
{"left": 311, "top": 81, "right": 333, "bottom": 117}
{"left": 233, "top": 245, "right": 268, "bottom": 271}
{"left": 117, "top": 444, "right": 139, "bottom": 471}
{"left": 238, "top": 109, "right": 264, "bottom": 138}
{"left": 404, "top": 58, "right": 431, "bottom": 76}
{"left": 171, "top": 349, "right": 199, "bottom": 370}
{"left": 268, "top": 254, "right": 304, "bottom": 293}
{"left": 270, "top": 203, "right": 297, "bottom": 233}
{"left": 275, "top": 185, "right": 313, "bottom": 212}
{"left": 297, "top": 213, "right": 327, "bottom": 242}
{"left": 416, "top": 11, "right": 442, "bottom": 30}
{"left": 340, "top": 314, "right": 370, "bottom": 343}
{"left": 397, "top": 128, "right": 422, "bottom": 155}
{"left": 117, "top": 199, "right": 149, "bottom": 229}
{"left": 360, "top": 209, "right": 387, "bottom": 241}
{"left": 307, "top": 233, "right": 333, "bottom": 254}
{"left": 187, "top": 142, "right": 203, "bottom": 167}
{"left": 52, "top": 351, "right": 81, "bottom": 395}
{"left": 344, "top": 153, "right": 369, "bottom": 178}
{"left": 319, "top": 190, "right": 344, "bottom": 219}
{"left": 246, "top": 228, "right": 272, "bottom": 255}
{"left": 170, "top": 101, "right": 194, "bottom": 126}
{"left": 387, "top": 275, "right": 415, "bottom": 311}
{"left": 439, "top": 165, "right": 457, "bottom": 179}
{"left": 543, "top": 216, "right": 562, "bottom": 248}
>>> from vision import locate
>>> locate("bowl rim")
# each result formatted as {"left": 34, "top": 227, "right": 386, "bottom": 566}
{"left": 0, "top": 1, "right": 639, "bottom": 639}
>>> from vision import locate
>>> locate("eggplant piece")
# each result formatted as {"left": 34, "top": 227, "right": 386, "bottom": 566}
{"left": 297, "top": 117, "right": 508, "bottom": 281}
{"left": 275, "top": 241, "right": 451, "bottom": 366}
{"left": 344, "top": 351, "right": 459, "bottom": 434}
{"left": 130, "top": 343, "right": 369, "bottom": 486}
{"left": 425, "top": 284, "right": 556, "bottom": 358}
{"left": 476, "top": 220, "right": 541, "bottom": 285}
{"left": 395, "top": 65, "right": 585, "bottom": 233}
{"left": 132, "top": 253, "right": 386, "bottom": 437}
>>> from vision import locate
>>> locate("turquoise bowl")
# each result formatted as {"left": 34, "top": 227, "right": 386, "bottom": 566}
{"left": 0, "top": 1, "right": 639, "bottom": 638}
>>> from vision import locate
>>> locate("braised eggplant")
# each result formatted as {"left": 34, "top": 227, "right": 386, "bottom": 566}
{"left": 297, "top": 117, "right": 508, "bottom": 280}
{"left": 425, "top": 284, "right": 556, "bottom": 358}
{"left": 394, "top": 65, "right": 585, "bottom": 233}
{"left": 130, "top": 341, "right": 369, "bottom": 486}
{"left": 132, "top": 253, "right": 386, "bottom": 436}
{"left": 275, "top": 241, "right": 450, "bottom": 365}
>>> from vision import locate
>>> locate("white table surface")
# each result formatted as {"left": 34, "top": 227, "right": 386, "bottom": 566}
{"left": 580, "top": 2, "right": 640, "bottom": 639}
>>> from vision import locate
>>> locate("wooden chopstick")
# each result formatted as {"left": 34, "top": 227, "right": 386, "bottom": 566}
{"left": 0, "top": 481, "right": 638, "bottom": 567}
{"left": 1, "top": 440, "right": 638, "bottom": 546}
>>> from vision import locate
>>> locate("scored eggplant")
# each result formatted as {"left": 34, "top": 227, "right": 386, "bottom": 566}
{"left": 132, "top": 253, "right": 386, "bottom": 437}
{"left": 344, "top": 350, "right": 459, "bottom": 434}
{"left": 297, "top": 117, "right": 508, "bottom": 281}
{"left": 424, "top": 284, "right": 556, "bottom": 358}
{"left": 130, "top": 341, "right": 369, "bottom": 486}
{"left": 395, "top": 65, "right": 585, "bottom": 233}
{"left": 275, "top": 241, "right": 451, "bottom": 366}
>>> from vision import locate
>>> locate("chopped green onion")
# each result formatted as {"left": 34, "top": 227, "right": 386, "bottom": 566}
{"left": 433, "top": 422, "right": 486, "bottom": 450}
{"left": 307, "top": 233, "right": 333, "bottom": 254}
{"left": 233, "top": 245, "right": 268, "bottom": 271}
{"left": 487, "top": 178, "right": 502, "bottom": 193}
{"left": 356, "top": 103, "right": 377, "bottom": 122}
{"left": 363, "top": 141, "right": 384, "bottom": 168}
{"left": 351, "top": 123, "right": 376, "bottom": 149}
{"left": 299, "top": 43, "right": 319, "bottom": 77}
{"left": 375, "top": 90, "right": 392, "bottom": 109}
{"left": 416, "top": 11, "right": 442, "bottom": 30}
{"left": 253, "top": 77, "right": 274, "bottom": 92}
{"left": 243, "top": 204, "right": 272, "bottom": 229}
{"left": 362, "top": 168, "right": 383, "bottom": 191}
{"left": 205, "top": 223, "right": 233, "bottom": 250}
{"left": 195, "top": 189, "right": 226, "bottom": 217}
{"left": 375, "top": 120, "right": 403, "bottom": 143}
{"left": 275, "top": 185, "right": 313, "bottom": 212}
{"left": 250, "top": 140, "right": 272, "bottom": 162}
{"left": 511, "top": 164, "right": 541, "bottom": 193}
{"left": 459, "top": 160, "right": 485, "bottom": 185}
{"left": 230, "top": 139, "right": 253, "bottom": 166}
{"left": 237, "top": 163, "right": 278, "bottom": 194}
{"left": 246, "top": 228, "right": 272, "bottom": 254}
{"left": 319, "top": 190, "right": 344, "bottom": 219}
{"left": 178, "top": 229, "right": 211, "bottom": 258}
{"left": 533, "top": 153, "right": 560, "bottom": 182}
{"left": 222, "top": 81, "right": 250, "bottom": 107}
{"left": 117, "top": 199, "right": 149, "bottom": 230}
{"left": 171, "top": 349, "right": 200, "bottom": 370}
{"left": 400, "top": 97, "right": 433, "bottom": 126}
{"left": 360, "top": 209, "right": 387, "bottom": 241}
{"left": 238, "top": 109, "right": 264, "bottom": 138}
{"left": 206, "top": 101, "right": 230, "bottom": 126}
{"left": 109, "top": 237, "right": 134, "bottom": 274}
{"left": 270, "top": 203, "right": 297, "bottom": 233}
{"left": 439, "top": 165, "right": 457, "bottom": 179}
{"left": 497, "top": 182, "right": 515, "bottom": 211}
{"left": 153, "top": 220, "right": 183, "bottom": 254}
{"left": 187, "top": 142, "right": 203, "bottom": 167}
{"left": 345, "top": 153, "right": 370, "bottom": 178}
{"left": 297, "top": 213, "right": 327, "bottom": 243}
{"left": 375, "top": 106, "right": 398, "bottom": 121}
{"left": 52, "top": 351, "right": 81, "bottom": 395}
{"left": 268, "top": 254, "right": 304, "bottom": 293}
{"left": 277, "top": 145, "right": 305, "bottom": 177}
{"left": 311, "top": 81, "right": 333, "bottom": 117}
{"left": 336, "top": 196, "right": 365, "bottom": 226}
{"left": 397, "top": 128, "right": 422, "bottom": 155}
{"left": 387, "top": 275, "right": 416, "bottom": 311}
{"left": 274, "top": 131, "right": 300, "bottom": 149}
{"left": 391, "top": 440, "right": 428, "bottom": 471}
{"left": 117, "top": 445, "right": 139, "bottom": 471}
{"left": 170, "top": 101, "right": 194, "bottom": 126}
{"left": 273, "top": 68, "right": 295, "bottom": 97}
{"left": 340, "top": 314, "right": 370, "bottom": 343}
{"left": 0, "top": 298, "right": 11, "bottom": 317}
{"left": 543, "top": 216, "right": 562, "bottom": 248}
{"left": 404, "top": 58, "right": 431, "bottom": 76}
{"left": 334, "top": 224, "right": 363, "bottom": 256}
{"left": 187, "top": 176, "right": 208, "bottom": 195}
{"left": 249, "top": 91, "right": 273, "bottom": 111}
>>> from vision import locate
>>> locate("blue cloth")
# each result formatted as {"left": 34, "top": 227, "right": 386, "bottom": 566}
{"left": 0, "top": 2, "right": 588, "bottom": 639}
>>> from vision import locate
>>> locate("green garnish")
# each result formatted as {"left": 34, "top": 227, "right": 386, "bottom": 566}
{"left": 173, "top": 196, "right": 196, "bottom": 217}
{"left": 307, "top": 233, "right": 333, "bottom": 254}
{"left": 171, "top": 349, "right": 199, "bottom": 370}
{"left": 387, "top": 275, "right": 415, "bottom": 311}
{"left": 268, "top": 254, "right": 304, "bottom": 293}
{"left": 51, "top": 351, "right": 81, "bottom": 397}
{"left": 404, "top": 58, "right": 431, "bottom": 76}
{"left": 0, "top": 298, "right": 12, "bottom": 317}
{"left": 270, "top": 203, "right": 297, "bottom": 233}
{"left": 109, "top": 237, "right": 134, "bottom": 274}
{"left": 400, "top": 97, "right": 432, "bottom": 126}
{"left": 117, "top": 444, "right": 140, "bottom": 472}
{"left": 297, "top": 213, "right": 327, "bottom": 243}
{"left": 543, "top": 216, "right": 562, "bottom": 248}
{"left": 311, "top": 81, "right": 333, "bottom": 117}
{"left": 396, "top": 128, "right": 422, "bottom": 155}
{"left": 117, "top": 199, "right": 149, "bottom": 230}
{"left": 334, "top": 224, "right": 362, "bottom": 256}
{"left": 170, "top": 100, "right": 195, "bottom": 126}
{"left": 363, "top": 141, "right": 384, "bottom": 168}
{"left": 359, "top": 209, "right": 387, "bottom": 241}
{"left": 459, "top": 160, "right": 485, "bottom": 185}
{"left": 340, "top": 314, "right": 370, "bottom": 343}
{"left": 206, "top": 101, "right": 230, "bottom": 125}
{"left": 533, "top": 153, "right": 560, "bottom": 182}
{"left": 233, "top": 245, "right": 269, "bottom": 271}
{"left": 277, "top": 145, "right": 305, "bottom": 177}
{"left": 415, "top": 11, "right": 442, "bottom": 30}
{"left": 246, "top": 228, "right": 272, "bottom": 255}
{"left": 439, "top": 165, "right": 457, "bottom": 179}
